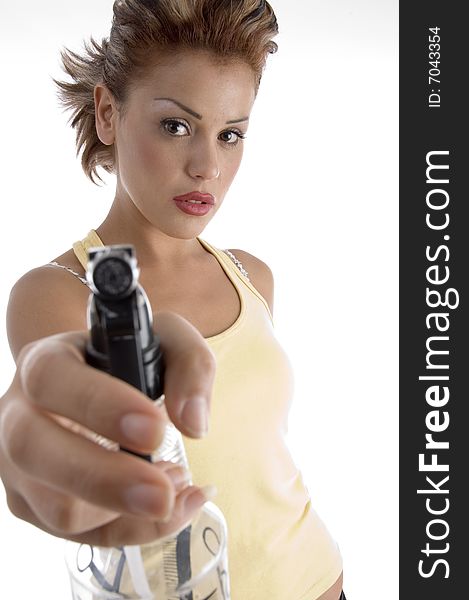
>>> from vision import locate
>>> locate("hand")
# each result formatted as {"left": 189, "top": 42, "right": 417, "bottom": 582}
{"left": 0, "top": 311, "right": 216, "bottom": 547}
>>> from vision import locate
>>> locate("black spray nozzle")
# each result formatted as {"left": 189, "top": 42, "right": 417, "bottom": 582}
{"left": 85, "top": 244, "right": 165, "bottom": 404}
{"left": 87, "top": 245, "right": 139, "bottom": 301}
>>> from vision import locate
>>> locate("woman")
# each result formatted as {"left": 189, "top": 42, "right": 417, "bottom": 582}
{"left": 2, "top": 1, "right": 344, "bottom": 598}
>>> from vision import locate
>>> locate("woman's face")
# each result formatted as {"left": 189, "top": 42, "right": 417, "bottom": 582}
{"left": 110, "top": 51, "right": 257, "bottom": 239}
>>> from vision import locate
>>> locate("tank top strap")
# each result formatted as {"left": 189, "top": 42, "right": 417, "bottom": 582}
{"left": 197, "top": 238, "right": 273, "bottom": 324}
{"left": 222, "top": 249, "right": 250, "bottom": 280}
{"left": 72, "top": 229, "right": 104, "bottom": 270}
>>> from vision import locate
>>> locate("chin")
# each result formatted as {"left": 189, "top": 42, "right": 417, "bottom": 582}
{"left": 153, "top": 218, "right": 211, "bottom": 241}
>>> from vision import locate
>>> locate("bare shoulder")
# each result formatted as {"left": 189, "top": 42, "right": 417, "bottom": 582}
{"left": 226, "top": 248, "right": 274, "bottom": 314}
{"left": 7, "top": 256, "right": 90, "bottom": 360}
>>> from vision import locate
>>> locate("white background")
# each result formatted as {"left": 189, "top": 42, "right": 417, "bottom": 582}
{"left": 0, "top": 1, "right": 398, "bottom": 598}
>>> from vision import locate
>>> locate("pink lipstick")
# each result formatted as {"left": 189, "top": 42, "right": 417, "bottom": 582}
{"left": 173, "top": 191, "right": 215, "bottom": 216}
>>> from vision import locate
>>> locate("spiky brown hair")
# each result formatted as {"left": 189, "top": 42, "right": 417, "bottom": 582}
{"left": 53, "top": 0, "right": 279, "bottom": 185}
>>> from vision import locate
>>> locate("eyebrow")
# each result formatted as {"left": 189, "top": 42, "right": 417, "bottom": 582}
{"left": 152, "top": 97, "right": 249, "bottom": 124}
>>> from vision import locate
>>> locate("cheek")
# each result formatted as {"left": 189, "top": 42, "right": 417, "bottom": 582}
{"left": 133, "top": 136, "right": 164, "bottom": 173}
{"left": 120, "top": 124, "right": 169, "bottom": 179}
{"left": 223, "top": 150, "right": 244, "bottom": 182}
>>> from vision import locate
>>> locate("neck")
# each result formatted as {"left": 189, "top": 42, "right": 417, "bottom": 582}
{"left": 95, "top": 194, "right": 206, "bottom": 269}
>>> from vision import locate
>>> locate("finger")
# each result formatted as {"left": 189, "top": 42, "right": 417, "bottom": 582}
{"left": 7, "top": 474, "right": 215, "bottom": 546}
{"left": 155, "top": 312, "right": 216, "bottom": 438}
{"left": 9, "top": 478, "right": 119, "bottom": 535}
{"left": 154, "top": 461, "right": 193, "bottom": 492}
{"left": 7, "top": 462, "right": 193, "bottom": 538}
{"left": 17, "top": 333, "right": 168, "bottom": 454}
{"left": 67, "top": 485, "right": 217, "bottom": 547}
{"left": 1, "top": 399, "right": 177, "bottom": 522}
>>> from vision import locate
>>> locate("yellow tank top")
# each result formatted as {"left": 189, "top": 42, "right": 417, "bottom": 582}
{"left": 73, "top": 231, "right": 343, "bottom": 599}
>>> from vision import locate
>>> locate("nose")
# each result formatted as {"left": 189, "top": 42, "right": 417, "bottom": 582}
{"left": 186, "top": 139, "right": 220, "bottom": 181}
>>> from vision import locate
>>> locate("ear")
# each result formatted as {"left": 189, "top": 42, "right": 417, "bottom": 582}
{"left": 94, "top": 84, "right": 118, "bottom": 145}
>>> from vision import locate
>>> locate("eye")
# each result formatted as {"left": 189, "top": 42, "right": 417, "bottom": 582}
{"left": 219, "top": 129, "right": 247, "bottom": 146}
{"left": 161, "top": 118, "right": 190, "bottom": 136}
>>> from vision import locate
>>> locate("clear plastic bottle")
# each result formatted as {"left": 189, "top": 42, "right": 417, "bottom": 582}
{"left": 65, "top": 421, "right": 231, "bottom": 599}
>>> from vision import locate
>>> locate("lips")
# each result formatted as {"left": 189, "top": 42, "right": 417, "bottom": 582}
{"left": 172, "top": 191, "right": 215, "bottom": 217}
{"left": 173, "top": 192, "right": 215, "bottom": 205}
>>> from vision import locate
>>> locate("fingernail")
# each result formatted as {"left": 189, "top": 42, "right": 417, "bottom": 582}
{"left": 124, "top": 483, "right": 173, "bottom": 518}
{"left": 184, "top": 485, "right": 217, "bottom": 513}
{"left": 165, "top": 466, "right": 193, "bottom": 488}
{"left": 121, "top": 413, "right": 157, "bottom": 446}
{"left": 200, "top": 484, "right": 217, "bottom": 501}
{"left": 181, "top": 397, "right": 208, "bottom": 437}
